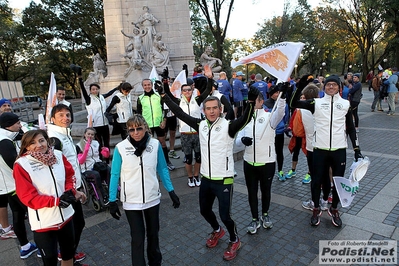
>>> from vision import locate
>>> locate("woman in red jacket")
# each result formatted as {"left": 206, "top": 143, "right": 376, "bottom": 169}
{"left": 13, "top": 130, "right": 86, "bottom": 266}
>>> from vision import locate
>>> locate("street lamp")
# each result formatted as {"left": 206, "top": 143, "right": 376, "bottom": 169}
{"left": 294, "top": 64, "right": 298, "bottom": 78}
{"left": 383, "top": 58, "right": 387, "bottom": 69}
{"left": 320, "top": 62, "right": 326, "bottom": 76}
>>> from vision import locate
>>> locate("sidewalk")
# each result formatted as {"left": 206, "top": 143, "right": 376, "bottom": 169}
{"left": 1, "top": 86, "right": 398, "bottom": 265}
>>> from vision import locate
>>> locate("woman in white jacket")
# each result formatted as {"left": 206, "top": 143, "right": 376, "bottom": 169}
{"left": 13, "top": 130, "right": 86, "bottom": 266}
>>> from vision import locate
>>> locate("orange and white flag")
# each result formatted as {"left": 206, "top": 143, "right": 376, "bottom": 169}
{"left": 231, "top": 42, "right": 304, "bottom": 82}
{"left": 45, "top": 72, "right": 57, "bottom": 124}
{"left": 170, "top": 70, "right": 187, "bottom": 99}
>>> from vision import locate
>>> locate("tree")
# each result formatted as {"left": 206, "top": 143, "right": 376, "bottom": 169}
{"left": 192, "top": 0, "right": 235, "bottom": 63}
{"left": 21, "top": 0, "right": 106, "bottom": 97}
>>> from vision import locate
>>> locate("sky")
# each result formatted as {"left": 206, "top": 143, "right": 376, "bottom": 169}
{"left": 8, "top": 0, "right": 323, "bottom": 39}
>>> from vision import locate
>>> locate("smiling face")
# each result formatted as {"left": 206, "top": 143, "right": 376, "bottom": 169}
{"left": 84, "top": 128, "right": 96, "bottom": 141}
{"left": 56, "top": 90, "right": 66, "bottom": 102}
{"left": 90, "top": 84, "right": 100, "bottom": 96}
{"left": 52, "top": 108, "right": 71, "bottom": 128}
{"left": 324, "top": 82, "right": 340, "bottom": 96}
{"left": 203, "top": 99, "right": 222, "bottom": 123}
{"left": 0, "top": 103, "right": 12, "bottom": 114}
{"left": 26, "top": 134, "right": 48, "bottom": 154}
{"left": 142, "top": 79, "right": 153, "bottom": 93}
{"left": 181, "top": 85, "right": 193, "bottom": 99}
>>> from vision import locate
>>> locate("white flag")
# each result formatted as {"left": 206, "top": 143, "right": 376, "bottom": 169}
{"left": 333, "top": 176, "right": 359, "bottom": 208}
{"left": 45, "top": 73, "right": 57, "bottom": 124}
{"left": 231, "top": 42, "right": 305, "bottom": 81}
{"left": 170, "top": 70, "right": 187, "bottom": 99}
{"left": 149, "top": 65, "right": 160, "bottom": 91}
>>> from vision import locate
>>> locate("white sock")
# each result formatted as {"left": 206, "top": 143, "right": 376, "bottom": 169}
{"left": 21, "top": 243, "right": 31, "bottom": 251}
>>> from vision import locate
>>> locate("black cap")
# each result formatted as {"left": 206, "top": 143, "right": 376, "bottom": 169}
{"left": 0, "top": 112, "right": 19, "bottom": 128}
{"left": 324, "top": 75, "right": 341, "bottom": 88}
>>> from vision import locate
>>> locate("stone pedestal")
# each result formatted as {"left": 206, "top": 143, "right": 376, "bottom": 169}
{"left": 102, "top": 0, "right": 195, "bottom": 98}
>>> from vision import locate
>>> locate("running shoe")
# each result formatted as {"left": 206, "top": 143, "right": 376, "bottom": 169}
{"left": 247, "top": 219, "right": 260, "bottom": 234}
{"left": 223, "top": 239, "right": 241, "bottom": 261}
{"left": 302, "top": 173, "right": 311, "bottom": 184}
{"left": 285, "top": 170, "right": 296, "bottom": 179}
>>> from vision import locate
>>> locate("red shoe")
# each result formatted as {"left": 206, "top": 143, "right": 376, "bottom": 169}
{"left": 206, "top": 227, "right": 225, "bottom": 248}
{"left": 223, "top": 239, "right": 241, "bottom": 261}
{"left": 74, "top": 252, "right": 86, "bottom": 262}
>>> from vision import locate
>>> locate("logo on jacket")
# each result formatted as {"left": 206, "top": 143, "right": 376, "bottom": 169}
{"left": 146, "top": 145, "right": 153, "bottom": 153}
{"left": 215, "top": 126, "right": 221, "bottom": 132}
{"left": 335, "top": 103, "right": 343, "bottom": 110}
{"left": 258, "top": 117, "right": 265, "bottom": 123}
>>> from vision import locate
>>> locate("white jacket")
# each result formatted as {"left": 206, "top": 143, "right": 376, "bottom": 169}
{"left": 116, "top": 138, "right": 163, "bottom": 204}
{"left": 77, "top": 139, "right": 101, "bottom": 172}
{"left": 0, "top": 129, "right": 19, "bottom": 195}
{"left": 300, "top": 109, "right": 315, "bottom": 152}
{"left": 47, "top": 124, "right": 81, "bottom": 188}
{"left": 86, "top": 94, "right": 108, "bottom": 127}
{"left": 15, "top": 151, "right": 74, "bottom": 231}
{"left": 115, "top": 92, "right": 133, "bottom": 123}
{"left": 179, "top": 96, "right": 201, "bottom": 133}
{"left": 313, "top": 93, "right": 350, "bottom": 149}
{"left": 199, "top": 117, "right": 234, "bottom": 178}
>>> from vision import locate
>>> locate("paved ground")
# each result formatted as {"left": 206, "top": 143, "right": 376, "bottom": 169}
{"left": 1, "top": 86, "right": 399, "bottom": 265}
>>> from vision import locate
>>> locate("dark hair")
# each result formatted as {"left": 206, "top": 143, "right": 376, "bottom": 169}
{"left": 50, "top": 104, "right": 71, "bottom": 118}
{"left": 119, "top": 82, "right": 133, "bottom": 92}
{"left": 89, "top": 83, "right": 100, "bottom": 90}
{"left": 56, "top": 86, "right": 66, "bottom": 92}
{"left": 19, "top": 129, "right": 50, "bottom": 157}
{"left": 302, "top": 84, "right": 320, "bottom": 99}
{"left": 202, "top": 96, "right": 221, "bottom": 109}
{"left": 141, "top": 79, "right": 152, "bottom": 86}
{"left": 257, "top": 92, "right": 264, "bottom": 101}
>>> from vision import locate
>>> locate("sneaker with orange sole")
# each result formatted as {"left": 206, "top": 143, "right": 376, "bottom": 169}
{"left": 223, "top": 239, "right": 241, "bottom": 261}
{"left": 206, "top": 227, "right": 225, "bottom": 248}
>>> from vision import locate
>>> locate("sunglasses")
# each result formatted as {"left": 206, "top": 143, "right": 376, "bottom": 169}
{"left": 182, "top": 88, "right": 193, "bottom": 92}
{"left": 128, "top": 127, "right": 144, "bottom": 133}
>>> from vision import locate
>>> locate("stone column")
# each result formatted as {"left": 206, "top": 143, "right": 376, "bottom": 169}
{"left": 102, "top": 0, "right": 195, "bottom": 95}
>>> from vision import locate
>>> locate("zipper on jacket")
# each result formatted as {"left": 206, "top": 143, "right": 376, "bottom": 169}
{"left": 252, "top": 111, "right": 256, "bottom": 163}
{"left": 329, "top": 96, "right": 334, "bottom": 150}
{"left": 207, "top": 124, "right": 212, "bottom": 178}
{"left": 226, "top": 157, "right": 229, "bottom": 171}
{"left": 149, "top": 97, "right": 155, "bottom": 127}
{"left": 49, "top": 167, "right": 64, "bottom": 221}
{"left": 123, "top": 181, "right": 126, "bottom": 202}
{"left": 140, "top": 157, "right": 145, "bottom": 203}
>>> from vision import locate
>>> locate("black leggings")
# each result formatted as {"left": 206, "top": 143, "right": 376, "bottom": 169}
{"left": 199, "top": 177, "right": 238, "bottom": 242}
{"left": 312, "top": 149, "right": 346, "bottom": 209}
{"left": 8, "top": 194, "right": 29, "bottom": 246}
{"left": 244, "top": 161, "right": 275, "bottom": 219}
{"left": 274, "top": 133, "right": 285, "bottom": 171}
{"left": 35, "top": 219, "right": 75, "bottom": 266}
{"left": 71, "top": 200, "right": 85, "bottom": 255}
{"left": 94, "top": 125, "right": 110, "bottom": 161}
{"left": 291, "top": 137, "right": 302, "bottom": 162}
{"left": 125, "top": 205, "right": 161, "bottom": 266}
{"left": 350, "top": 101, "right": 360, "bottom": 127}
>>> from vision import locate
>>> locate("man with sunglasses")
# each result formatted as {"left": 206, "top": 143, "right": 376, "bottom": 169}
{"left": 159, "top": 78, "right": 260, "bottom": 261}
{"left": 161, "top": 77, "right": 211, "bottom": 187}
{"left": 290, "top": 75, "right": 363, "bottom": 228}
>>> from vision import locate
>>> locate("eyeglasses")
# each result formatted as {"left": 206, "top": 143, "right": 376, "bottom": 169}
{"left": 128, "top": 127, "right": 144, "bottom": 133}
{"left": 182, "top": 88, "right": 193, "bottom": 92}
{"left": 325, "top": 83, "right": 339, "bottom": 88}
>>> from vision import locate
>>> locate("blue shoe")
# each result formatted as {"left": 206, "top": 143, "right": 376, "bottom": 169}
{"left": 20, "top": 243, "right": 38, "bottom": 259}
{"left": 302, "top": 173, "right": 311, "bottom": 184}
{"left": 285, "top": 170, "right": 296, "bottom": 179}
{"left": 278, "top": 171, "right": 285, "bottom": 182}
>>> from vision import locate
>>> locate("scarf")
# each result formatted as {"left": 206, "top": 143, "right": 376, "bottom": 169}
{"left": 26, "top": 146, "right": 57, "bottom": 166}
{"left": 129, "top": 132, "right": 150, "bottom": 156}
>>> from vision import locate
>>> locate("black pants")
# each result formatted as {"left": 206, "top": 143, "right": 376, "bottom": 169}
{"left": 8, "top": 194, "right": 29, "bottom": 246}
{"left": 274, "top": 133, "right": 285, "bottom": 172}
{"left": 306, "top": 150, "right": 313, "bottom": 175}
{"left": 71, "top": 200, "right": 85, "bottom": 255}
{"left": 199, "top": 177, "right": 238, "bottom": 242}
{"left": 125, "top": 204, "right": 161, "bottom": 266}
{"left": 244, "top": 161, "right": 275, "bottom": 219}
{"left": 350, "top": 101, "right": 360, "bottom": 127}
{"left": 35, "top": 219, "right": 75, "bottom": 266}
{"left": 291, "top": 137, "right": 302, "bottom": 162}
{"left": 83, "top": 170, "right": 109, "bottom": 205}
{"left": 312, "top": 149, "right": 346, "bottom": 209}
{"left": 94, "top": 125, "right": 110, "bottom": 162}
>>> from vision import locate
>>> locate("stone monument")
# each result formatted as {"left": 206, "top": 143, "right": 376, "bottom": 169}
{"left": 101, "top": 0, "right": 195, "bottom": 105}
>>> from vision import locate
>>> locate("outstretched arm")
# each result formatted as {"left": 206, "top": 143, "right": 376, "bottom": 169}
{"left": 79, "top": 77, "right": 91, "bottom": 105}
{"left": 162, "top": 94, "right": 201, "bottom": 131}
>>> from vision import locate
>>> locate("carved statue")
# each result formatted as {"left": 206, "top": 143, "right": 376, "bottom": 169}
{"left": 149, "top": 33, "right": 171, "bottom": 73}
{"left": 134, "top": 6, "right": 160, "bottom": 56}
{"left": 200, "top": 46, "right": 222, "bottom": 73}
{"left": 121, "top": 27, "right": 149, "bottom": 72}
{"left": 92, "top": 53, "right": 107, "bottom": 78}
